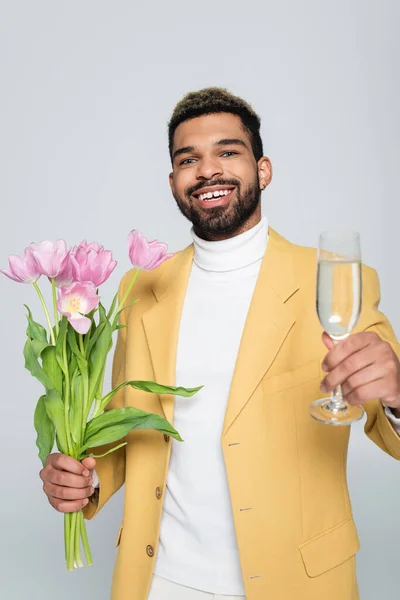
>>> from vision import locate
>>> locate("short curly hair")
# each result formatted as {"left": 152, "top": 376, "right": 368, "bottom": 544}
{"left": 168, "top": 87, "right": 263, "bottom": 163}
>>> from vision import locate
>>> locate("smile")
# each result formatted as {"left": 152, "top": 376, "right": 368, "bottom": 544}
{"left": 192, "top": 186, "right": 236, "bottom": 206}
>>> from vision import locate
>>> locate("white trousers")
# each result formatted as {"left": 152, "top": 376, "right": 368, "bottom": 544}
{"left": 147, "top": 574, "right": 246, "bottom": 600}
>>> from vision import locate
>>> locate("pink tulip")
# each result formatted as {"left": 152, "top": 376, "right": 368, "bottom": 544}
{"left": 30, "top": 239, "right": 70, "bottom": 279}
{"left": 1, "top": 248, "right": 41, "bottom": 283}
{"left": 128, "top": 230, "right": 173, "bottom": 270}
{"left": 57, "top": 282, "right": 100, "bottom": 334}
{"left": 54, "top": 252, "right": 74, "bottom": 287}
{"left": 70, "top": 240, "right": 117, "bottom": 287}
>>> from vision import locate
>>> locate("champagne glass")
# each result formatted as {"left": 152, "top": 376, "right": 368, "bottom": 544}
{"left": 310, "top": 230, "right": 364, "bottom": 425}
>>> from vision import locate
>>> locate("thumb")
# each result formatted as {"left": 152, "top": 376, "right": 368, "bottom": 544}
{"left": 81, "top": 456, "right": 96, "bottom": 472}
{"left": 322, "top": 331, "right": 335, "bottom": 350}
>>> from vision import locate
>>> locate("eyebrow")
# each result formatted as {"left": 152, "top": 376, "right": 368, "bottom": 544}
{"left": 173, "top": 138, "right": 248, "bottom": 162}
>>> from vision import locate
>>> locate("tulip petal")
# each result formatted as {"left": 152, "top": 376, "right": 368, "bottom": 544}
{"left": 68, "top": 314, "right": 92, "bottom": 334}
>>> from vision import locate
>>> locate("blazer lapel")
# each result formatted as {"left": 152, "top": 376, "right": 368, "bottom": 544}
{"left": 141, "top": 244, "right": 194, "bottom": 423}
{"left": 141, "top": 227, "right": 300, "bottom": 432}
{"left": 222, "top": 228, "right": 299, "bottom": 436}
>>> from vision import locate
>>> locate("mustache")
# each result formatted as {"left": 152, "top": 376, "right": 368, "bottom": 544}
{"left": 186, "top": 178, "right": 240, "bottom": 198}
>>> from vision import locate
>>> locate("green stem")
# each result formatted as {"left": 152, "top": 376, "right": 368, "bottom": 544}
{"left": 112, "top": 269, "right": 140, "bottom": 326}
{"left": 78, "top": 334, "right": 90, "bottom": 446}
{"left": 51, "top": 278, "right": 59, "bottom": 337}
{"left": 80, "top": 511, "right": 93, "bottom": 566}
{"left": 79, "top": 334, "right": 85, "bottom": 356}
{"left": 63, "top": 330, "right": 74, "bottom": 456}
{"left": 64, "top": 513, "right": 70, "bottom": 565}
{"left": 74, "top": 511, "right": 84, "bottom": 567}
{"left": 68, "top": 512, "right": 77, "bottom": 571}
{"left": 33, "top": 282, "right": 56, "bottom": 345}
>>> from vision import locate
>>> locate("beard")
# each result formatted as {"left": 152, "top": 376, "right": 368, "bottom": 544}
{"left": 173, "top": 175, "right": 261, "bottom": 239}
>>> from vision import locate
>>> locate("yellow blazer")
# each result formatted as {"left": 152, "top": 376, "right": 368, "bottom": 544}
{"left": 84, "top": 227, "right": 400, "bottom": 600}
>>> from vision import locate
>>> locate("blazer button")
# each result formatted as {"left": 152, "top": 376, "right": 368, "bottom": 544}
{"left": 155, "top": 486, "right": 162, "bottom": 500}
{"left": 146, "top": 545, "right": 154, "bottom": 557}
{"left": 164, "top": 434, "right": 170, "bottom": 443}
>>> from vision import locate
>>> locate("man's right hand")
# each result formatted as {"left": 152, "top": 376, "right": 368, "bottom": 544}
{"left": 40, "top": 453, "right": 96, "bottom": 513}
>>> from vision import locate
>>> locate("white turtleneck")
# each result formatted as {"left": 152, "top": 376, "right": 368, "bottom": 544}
{"left": 153, "top": 217, "right": 269, "bottom": 595}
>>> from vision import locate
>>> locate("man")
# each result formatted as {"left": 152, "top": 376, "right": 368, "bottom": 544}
{"left": 40, "top": 88, "right": 400, "bottom": 600}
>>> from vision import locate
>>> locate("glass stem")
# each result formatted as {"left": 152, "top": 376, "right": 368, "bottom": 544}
{"left": 330, "top": 384, "right": 346, "bottom": 412}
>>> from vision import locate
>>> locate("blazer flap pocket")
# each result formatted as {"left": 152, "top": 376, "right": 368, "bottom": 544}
{"left": 116, "top": 523, "right": 123, "bottom": 547}
{"left": 299, "top": 517, "right": 360, "bottom": 578}
{"left": 263, "top": 360, "right": 321, "bottom": 394}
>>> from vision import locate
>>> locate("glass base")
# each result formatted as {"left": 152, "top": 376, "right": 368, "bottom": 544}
{"left": 309, "top": 397, "right": 365, "bottom": 426}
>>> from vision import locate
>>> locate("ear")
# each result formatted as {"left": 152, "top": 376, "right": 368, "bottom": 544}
{"left": 169, "top": 172, "right": 175, "bottom": 196}
{"left": 258, "top": 157, "right": 273, "bottom": 191}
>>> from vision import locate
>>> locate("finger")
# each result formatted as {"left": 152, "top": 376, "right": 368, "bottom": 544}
{"left": 45, "top": 483, "right": 95, "bottom": 501}
{"left": 322, "top": 332, "right": 335, "bottom": 350}
{"left": 47, "top": 453, "right": 91, "bottom": 477}
{"left": 342, "top": 364, "right": 389, "bottom": 397}
{"left": 321, "top": 346, "right": 377, "bottom": 391}
{"left": 48, "top": 496, "right": 91, "bottom": 513}
{"left": 346, "top": 378, "right": 386, "bottom": 405}
{"left": 322, "top": 332, "right": 376, "bottom": 372}
{"left": 47, "top": 466, "right": 93, "bottom": 489}
{"left": 81, "top": 457, "right": 96, "bottom": 471}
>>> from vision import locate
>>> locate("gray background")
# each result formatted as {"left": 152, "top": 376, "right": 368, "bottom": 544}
{"left": 0, "top": 1, "right": 399, "bottom": 598}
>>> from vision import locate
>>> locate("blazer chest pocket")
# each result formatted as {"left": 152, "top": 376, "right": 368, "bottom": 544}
{"left": 299, "top": 517, "right": 360, "bottom": 577}
{"left": 262, "top": 360, "right": 321, "bottom": 395}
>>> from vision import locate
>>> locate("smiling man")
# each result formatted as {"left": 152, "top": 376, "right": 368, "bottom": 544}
{"left": 40, "top": 88, "right": 400, "bottom": 600}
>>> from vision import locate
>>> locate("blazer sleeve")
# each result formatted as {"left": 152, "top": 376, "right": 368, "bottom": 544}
{"left": 357, "top": 266, "right": 400, "bottom": 460}
{"left": 83, "top": 277, "right": 128, "bottom": 520}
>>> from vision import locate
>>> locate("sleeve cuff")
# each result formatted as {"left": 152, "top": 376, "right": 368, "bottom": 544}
{"left": 92, "top": 468, "right": 100, "bottom": 488}
{"left": 382, "top": 403, "right": 400, "bottom": 436}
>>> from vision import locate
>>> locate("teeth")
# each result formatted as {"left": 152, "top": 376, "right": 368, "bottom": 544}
{"left": 198, "top": 189, "right": 231, "bottom": 202}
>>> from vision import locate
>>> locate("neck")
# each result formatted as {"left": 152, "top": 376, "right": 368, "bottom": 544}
{"left": 190, "top": 215, "right": 268, "bottom": 273}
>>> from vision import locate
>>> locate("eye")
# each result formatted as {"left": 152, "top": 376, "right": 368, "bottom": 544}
{"left": 179, "top": 158, "right": 197, "bottom": 165}
{"left": 221, "top": 151, "right": 238, "bottom": 157}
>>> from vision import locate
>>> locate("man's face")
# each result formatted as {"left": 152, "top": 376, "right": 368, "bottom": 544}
{"left": 169, "top": 113, "right": 271, "bottom": 240}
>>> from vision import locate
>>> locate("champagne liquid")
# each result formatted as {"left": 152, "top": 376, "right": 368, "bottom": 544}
{"left": 316, "top": 259, "right": 362, "bottom": 340}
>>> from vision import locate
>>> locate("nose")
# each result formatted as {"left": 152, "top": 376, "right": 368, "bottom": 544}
{"left": 196, "top": 155, "right": 223, "bottom": 181}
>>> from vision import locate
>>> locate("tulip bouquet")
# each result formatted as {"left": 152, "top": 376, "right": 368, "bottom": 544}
{"left": 1, "top": 231, "right": 201, "bottom": 571}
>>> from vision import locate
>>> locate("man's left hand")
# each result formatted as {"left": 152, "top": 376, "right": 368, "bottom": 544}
{"left": 321, "top": 331, "right": 400, "bottom": 418}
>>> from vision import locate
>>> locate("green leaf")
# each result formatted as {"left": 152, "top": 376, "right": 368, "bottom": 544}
{"left": 106, "top": 291, "right": 119, "bottom": 321}
{"left": 24, "top": 305, "right": 49, "bottom": 359}
{"left": 85, "top": 320, "right": 106, "bottom": 357}
{"left": 41, "top": 345, "right": 63, "bottom": 395}
{"left": 81, "top": 441, "right": 127, "bottom": 460}
{"left": 81, "top": 406, "right": 182, "bottom": 451}
{"left": 44, "top": 389, "right": 68, "bottom": 454}
{"left": 24, "top": 337, "right": 55, "bottom": 389}
{"left": 98, "top": 302, "right": 106, "bottom": 324}
{"left": 34, "top": 395, "right": 55, "bottom": 467}
{"left": 128, "top": 380, "right": 203, "bottom": 397}
{"left": 30, "top": 338, "right": 49, "bottom": 359}
{"left": 99, "top": 379, "right": 203, "bottom": 412}
{"left": 70, "top": 372, "right": 84, "bottom": 447}
{"left": 24, "top": 305, "right": 48, "bottom": 344}
{"left": 67, "top": 326, "right": 87, "bottom": 371}
{"left": 55, "top": 317, "right": 68, "bottom": 369}
{"left": 88, "top": 320, "right": 113, "bottom": 400}
{"left": 112, "top": 299, "right": 139, "bottom": 329}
